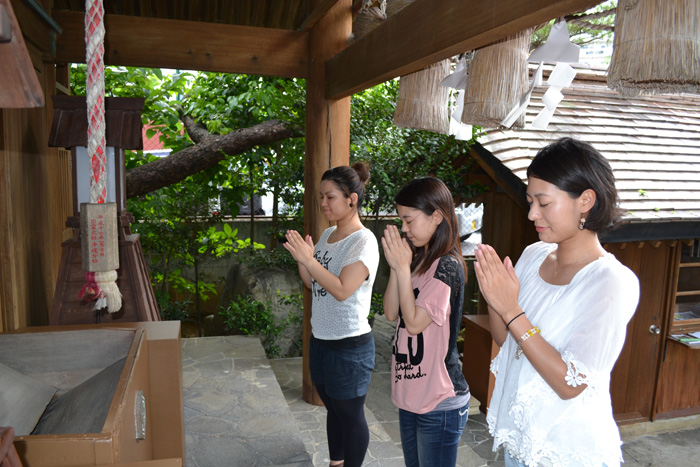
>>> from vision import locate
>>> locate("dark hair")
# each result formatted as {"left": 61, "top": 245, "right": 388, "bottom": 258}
{"left": 394, "top": 177, "right": 466, "bottom": 277}
{"left": 321, "top": 162, "right": 370, "bottom": 212}
{"left": 526, "top": 137, "right": 623, "bottom": 232}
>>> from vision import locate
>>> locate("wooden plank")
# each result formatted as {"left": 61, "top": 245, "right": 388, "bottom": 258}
{"left": 298, "top": 0, "right": 340, "bottom": 31}
{"left": 0, "top": 0, "right": 44, "bottom": 108}
{"left": 8, "top": 0, "right": 54, "bottom": 54}
{"left": 326, "top": 0, "right": 601, "bottom": 98}
{"left": 54, "top": 11, "right": 309, "bottom": 78}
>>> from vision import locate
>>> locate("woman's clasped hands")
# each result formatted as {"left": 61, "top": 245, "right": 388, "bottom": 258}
{"left": 283, "top": 230, "right": 315, "bottom": 266}
{"left": 474, "top": 244, "right": 521, "bottom": 319}
{"left": 381, "top": 225, "right": 412, "bottom": 272}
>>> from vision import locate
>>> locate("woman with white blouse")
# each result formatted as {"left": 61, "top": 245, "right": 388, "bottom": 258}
{"left": 474, "top": 138, "right": 640, "bottom": 467}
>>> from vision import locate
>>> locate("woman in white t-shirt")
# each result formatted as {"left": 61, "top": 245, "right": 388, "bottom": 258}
{"left": 473, "top": 138, "right": 640, "bottom": 467}
{"left": 284, "top": 162, "right": 379, "bottom": 467}
{"left": 382, "top": 177, "right": 470, "bottom": 467}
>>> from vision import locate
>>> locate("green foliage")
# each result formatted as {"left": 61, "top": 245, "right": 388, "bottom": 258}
{"left": 220, "top": 291, "right": 303, "bottom": 359}
{"left": 159, "top": 297, "right": 192, "bottom": 322}
{"left": 350, "top": 79, "right": 482, "bottom": 220}
{"left": 179, "top": 73, "right": 307, "bottom": 217}
{"left": 368, "top": 292, "right": 385, "bottom": 322}
{"left": 238, "top": 247, "right": 299, "bottom": 272}
{"left": 129, "top": 180, "right": 263, "bottom": 335}
{"left": 531, "top": 1, "right": 617, "bottom": 51}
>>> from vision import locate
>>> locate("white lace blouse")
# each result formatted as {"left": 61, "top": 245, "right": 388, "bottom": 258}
{"left": 487, "top": 242, "right": 640, "bottom": 467}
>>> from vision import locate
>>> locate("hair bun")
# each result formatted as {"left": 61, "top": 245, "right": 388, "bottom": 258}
{"left": 352, "top": 161, "right": 371, "bottom": 186}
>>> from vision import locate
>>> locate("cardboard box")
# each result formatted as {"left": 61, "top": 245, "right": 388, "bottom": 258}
{"left": 1, "top": 322, "right": 183, "bottom": 466}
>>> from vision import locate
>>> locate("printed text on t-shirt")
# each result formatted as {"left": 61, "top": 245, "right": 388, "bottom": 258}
{"left": 312, "top": 250, "right": 332, "bottom": 297}
{"left": 393, "top": 302, "right": 427, "bottom": 382}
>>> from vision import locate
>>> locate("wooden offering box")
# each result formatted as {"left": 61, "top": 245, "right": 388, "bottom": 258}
{"left": 0, "top": 322, "right": 183, "bottom": 466}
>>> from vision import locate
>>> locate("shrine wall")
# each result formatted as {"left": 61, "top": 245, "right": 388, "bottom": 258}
{"left": 0, "top": 0, "right": 72, "bottom": 331}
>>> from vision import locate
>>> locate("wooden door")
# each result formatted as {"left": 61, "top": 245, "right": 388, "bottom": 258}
{"left": 606, "top": 241, "right": 675, "bottom": 424}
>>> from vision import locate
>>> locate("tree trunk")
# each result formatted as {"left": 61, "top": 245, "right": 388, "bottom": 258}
{"left": 125, "top": 119, "right": 301, "bottom": 198}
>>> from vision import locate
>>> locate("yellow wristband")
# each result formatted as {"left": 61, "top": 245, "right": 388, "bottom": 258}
{"left": 515, "top": 326, "right": 540, "bottom": 359}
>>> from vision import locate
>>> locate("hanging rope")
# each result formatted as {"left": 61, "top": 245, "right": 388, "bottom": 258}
{"left": 85, "top": 0, "right": 107, "bottom": 204}
{"left": 83, "top": 0, "right": 122, "bottom": 313}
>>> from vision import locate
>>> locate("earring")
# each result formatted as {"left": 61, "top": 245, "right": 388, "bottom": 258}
{"left": 579, "top": 216, "right": 586, "bottom": 230}
{"left": 349, "top": 203, "right": 354, "bottom": 208}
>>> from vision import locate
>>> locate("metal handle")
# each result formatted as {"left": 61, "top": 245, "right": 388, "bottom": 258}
{"left": 649, "top": 324, "right": 661, "bottom": 335}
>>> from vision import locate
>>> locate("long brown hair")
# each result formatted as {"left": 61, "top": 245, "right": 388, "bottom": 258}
{"left": 394, "top": 177, "right": 466, "bottom": 277}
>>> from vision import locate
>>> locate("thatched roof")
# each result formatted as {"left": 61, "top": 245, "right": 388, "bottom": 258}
{"left": 472, "top": 65, "right": 700, "bottom": 241}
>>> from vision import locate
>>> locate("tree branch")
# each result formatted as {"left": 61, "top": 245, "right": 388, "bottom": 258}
{"left": 126, "top": 119, "right": 303, "bottom": 198}
{"left": 176, "top": 106, "right": 211, "bottom": 144}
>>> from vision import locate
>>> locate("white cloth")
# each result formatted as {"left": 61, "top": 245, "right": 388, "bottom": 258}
{"left": 310, "top": 226, "right": 379, "bottom": 340}
{"left": 487, "top": 241, "right": 640, "bottom": 467}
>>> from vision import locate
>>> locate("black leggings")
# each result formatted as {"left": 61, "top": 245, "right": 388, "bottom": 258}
{"left": 315, "top": 383, "right": 370, "bottom": 467}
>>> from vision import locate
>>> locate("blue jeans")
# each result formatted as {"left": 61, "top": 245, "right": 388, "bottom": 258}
{"left": 399, "top": 402, "right": 469, "bottom": 467}
{"left": 505, "top": 451, "right": 526, "bottom": 467}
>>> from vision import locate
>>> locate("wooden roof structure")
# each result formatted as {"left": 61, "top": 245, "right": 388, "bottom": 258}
{"left": 471, "top": 65, "right": 700, "bottom": 242}
{"left": 47, "top": 0, "right": 604, "bottom": 96}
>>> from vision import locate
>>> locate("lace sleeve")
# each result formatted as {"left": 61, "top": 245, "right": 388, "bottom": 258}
{"left": 490, "top": 349, "right": 502, "bottom": 376}
{"left": 561, "top": 351, "right": 596, "bottom": 395}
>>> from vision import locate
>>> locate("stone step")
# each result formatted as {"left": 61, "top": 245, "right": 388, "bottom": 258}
{"left": 182, "top": 336, "right": 312, "bottom": 466}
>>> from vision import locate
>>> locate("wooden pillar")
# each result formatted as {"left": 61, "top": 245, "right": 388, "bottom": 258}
{"left": 302, "top": 0, "right": 352, "bottom": 405}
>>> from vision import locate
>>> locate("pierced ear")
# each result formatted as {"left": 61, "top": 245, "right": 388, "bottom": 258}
{"left": 350, "top": 193, "right": 359, "bottom": 207}
{"left": 580, "top": 189, "right": 597, "bottom": 214}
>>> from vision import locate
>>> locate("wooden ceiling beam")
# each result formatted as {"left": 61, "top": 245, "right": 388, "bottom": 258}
{"left": 298, "top": 0, "right": 342, "bottom": 31}
{"left": 326, "top": 0, "right": 602, "bottom": 98}
{"left": 53, "top": 11, "right": 309, "bottom": 78}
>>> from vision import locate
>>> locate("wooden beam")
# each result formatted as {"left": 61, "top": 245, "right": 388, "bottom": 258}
{"left": 302, "top": 0, "right": 353, "bottom": 406}
{"left": 297, "top": 0, "right": 341, "bottom": 31}
{"left": 326, "top": 0, "right": 601, "bottom": 98}
{"left": 53, "top": 11, "right": 309, "bottom": 78}
{"left": 0, "top": 0, "right": 44, "bottom": 108}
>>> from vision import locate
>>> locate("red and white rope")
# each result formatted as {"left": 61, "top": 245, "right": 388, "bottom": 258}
{"left": 85, "top": 0, "right": 107, "bottom": 204}
{"left": 83, "top": 0, "right": 122, "bottom": 314}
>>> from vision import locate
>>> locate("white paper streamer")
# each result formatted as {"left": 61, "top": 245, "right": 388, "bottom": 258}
{"left": 500, "top": 19, "right": 580, "bottom": 130}
{"left": 449, "top": 89, "right": 473, "bottom": 140}
{"left": 440, "top": 56, "right": 468, "bottom": 90}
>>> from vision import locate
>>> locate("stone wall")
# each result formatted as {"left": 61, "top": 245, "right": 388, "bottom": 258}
{"left": 149, "top": 217, "right": 479, "bottom": 353}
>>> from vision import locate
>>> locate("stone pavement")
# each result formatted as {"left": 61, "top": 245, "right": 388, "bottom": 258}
{"left": 181, "top": 336, "right": 312, "bottom": 466}
{"left": 181, "top": 320, "right": 700, "bottom": 467}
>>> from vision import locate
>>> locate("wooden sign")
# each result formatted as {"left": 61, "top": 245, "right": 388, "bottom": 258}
{"left": 80, "top": 203, "right": 119, "bottom": 271}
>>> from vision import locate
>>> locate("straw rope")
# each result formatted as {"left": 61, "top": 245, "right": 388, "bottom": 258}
{"left": 393, "top": 60, "right": 451, "bottom": 134}
{"left": 608, "top": 0, "right": 700, "bottom": 96}
{"left": 462, "top": 28, "right": 534, "bottom": 129}
{"left": 352, "top": 0, "right": 386, "bottom": 41}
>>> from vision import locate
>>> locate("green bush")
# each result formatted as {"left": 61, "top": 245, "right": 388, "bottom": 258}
{"left": 220, "top": 292, "right": 302, "bottom": 359}
{"left": 368, "top": 292, "right": 385, "bottom": 323}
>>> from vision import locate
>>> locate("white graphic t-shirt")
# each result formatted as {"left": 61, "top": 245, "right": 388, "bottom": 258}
{"left": 310, "top": 226, "right": 379, "bottom": 340}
